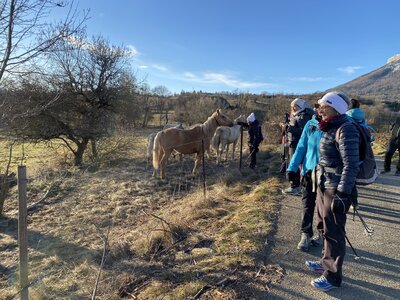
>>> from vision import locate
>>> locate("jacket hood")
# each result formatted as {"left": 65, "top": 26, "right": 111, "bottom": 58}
{"left": 346, "top": 108, "right": 365, "bottom": 121}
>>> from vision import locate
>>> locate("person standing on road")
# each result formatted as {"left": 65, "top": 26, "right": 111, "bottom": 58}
{"left": 247, "top": 112, "right": 263, "bottom": 169}
{"left": 305, "top": 91, "right": 359, "bottom": 292}
{"left": 286, "top": 104, "right": 324, "bottom": 251}
{"left": 381, "top": 117, "right": 400, "bottom": 176}
{"left": 282, "top": 98, "right": 314, "bottom": 195}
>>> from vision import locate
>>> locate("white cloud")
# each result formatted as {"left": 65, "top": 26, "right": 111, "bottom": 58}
{"left": 152, "top": 64, "right": 168, "bottom": 72}
{"left": 337, "top": 66, "right": 362, "bottom": 75}
{"left": 127, "top": 45, "right": 139, "bottom": 57}
{"left": 181, "top": 71, "right": 273, "bottom": 88}
{"left": 138, "top": 65, "right": 149, "bottom": 69}
{"left": 288, "top": 77, "right": 326, "bottom": 82}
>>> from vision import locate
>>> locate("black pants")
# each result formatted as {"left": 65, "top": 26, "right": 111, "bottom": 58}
{"left": 383, "top": 138, "right": 400, "bottom": 171}
{"left": 316, "top": 186, "right": 355, "bottom": 287}
{"left": 249, "top": 146, "right": 258, "bottom": 168}
{"left": 301, "top": 172, "right": 319, "bottom": 237}
{"left": 289, "top": 147, "right": 300, "bottom": 188}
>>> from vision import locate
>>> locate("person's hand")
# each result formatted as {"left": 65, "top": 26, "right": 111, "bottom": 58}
{"left": 286, "top": 171, "right": 297, "bottom": 182}
{"left": 331, "top": 192, "right": 349, "bottom": 214}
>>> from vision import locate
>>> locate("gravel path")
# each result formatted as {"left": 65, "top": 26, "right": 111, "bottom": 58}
{"left": 265, "top": 157, "right": 400, "bottom": 299}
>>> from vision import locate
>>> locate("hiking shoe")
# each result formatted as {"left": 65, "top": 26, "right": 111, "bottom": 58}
{"left": 380, "top": 170, "right": 390, "bottom": 174}
{"left": 305, "top": 261, "right": 324, "bottom": 275}
{"left": 311, "top": 275, "right": 338, "bottom": 292}
{"left": 310, "top": 232, "right": 323, "bottom": 247}
{"left": 297, "top": 233, "right": 310, "bottom": 251}
{"left": 282, "top": 186, "right": 302, "bottom": 196}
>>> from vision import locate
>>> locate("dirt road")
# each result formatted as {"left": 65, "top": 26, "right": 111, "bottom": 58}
{"left": 265, "top": 157, "right": 400, "bottom": 299}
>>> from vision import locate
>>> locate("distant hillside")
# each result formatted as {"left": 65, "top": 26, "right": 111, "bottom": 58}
{"left": 332, "top": 54, "right": 400, "bottom": 102}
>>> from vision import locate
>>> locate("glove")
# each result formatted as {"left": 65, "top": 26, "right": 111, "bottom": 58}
{"left": 331, "top": 191, "right": 349, "bottom": 214}
{"left": 286, "top": 171, "right": 297, "bottom": 182}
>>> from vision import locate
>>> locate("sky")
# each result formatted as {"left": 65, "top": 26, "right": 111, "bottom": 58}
{"left": 56, "top": 0, "right": 400, "bottom": 94}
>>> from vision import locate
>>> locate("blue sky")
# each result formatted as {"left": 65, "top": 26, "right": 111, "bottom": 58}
{"left": 67, "top": 0, "right": 400, "bottom": 94}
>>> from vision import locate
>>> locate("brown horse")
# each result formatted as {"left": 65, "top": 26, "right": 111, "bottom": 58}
{"left": 152, "top": 109, "right": 233, "bottom": 179}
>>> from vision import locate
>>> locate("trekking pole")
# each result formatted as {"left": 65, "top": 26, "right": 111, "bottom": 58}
{"left": 333, "top": 213, "right": 361, "bottom": 260}
{"left": 246, "top": 148, "right": 256, "bottom": 163}
{"left": 349, "top": 199, "right": 374, "bottom": 235}
{"left": 353, "top": 206, "right": 374, "bottom": 235}
{"left": 344, "top": 233, "right": 361, "bottom": 260}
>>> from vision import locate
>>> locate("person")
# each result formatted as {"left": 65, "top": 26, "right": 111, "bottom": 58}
{"left": 279, "top": 112, "right": 291, "bottom": 173}
{"left": 381, "top": 117, "right": 400, "bottom": 175}
{"left": 247, "top": 112, "right": 263, "bottom": 169}
{"left": 346, "top": 98, "right": 376, "bottom": 139}
{"left": 282, "top": 98, "right": 314, "bottom": 195}
{"left": 305, "top": 91, "right": 359, "bottom": 292}
{"left": 286, "top": 104, "right": 323, "bottom": 251}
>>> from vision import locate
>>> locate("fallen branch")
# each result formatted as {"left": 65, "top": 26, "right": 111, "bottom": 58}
{"left": 194, "top": 285, "right": 212, "bottom": 299}
{"left": 91, "top": 225, "right": 111, "bottom": 300}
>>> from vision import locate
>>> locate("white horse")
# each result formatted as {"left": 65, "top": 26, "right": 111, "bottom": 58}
{"left": 211, "top": 115, "right": 245, "bottom": 164}
{"left": 146, "top": 123, "right": 184, "bottom": 169}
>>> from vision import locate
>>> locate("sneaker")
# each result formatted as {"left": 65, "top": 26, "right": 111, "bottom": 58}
{"left": 395, "top": 171, "right": 400, "bottom": 176}
{"left": 297, "top": 233, "right": 310, "bottom": 251}
{"left": 305, "top": 261, "right": 324, "bottom": 275}
{"left": 282, "top": 186, "right": 302, "bottom": 196}
{"left": 311, "top": 275, "right": 338, "bottom": 292}
{"left": 380, "top": 170, "right": 390, "bottom": 174}
{"left": 310, "top": 232, "right": 323, "bottom": 247}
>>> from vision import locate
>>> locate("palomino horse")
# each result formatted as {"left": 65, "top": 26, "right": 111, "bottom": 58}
{"left": 152, "top": 109, "right": 233, "bottom": 179}
{"left": 146, "top": 124, "right": 184, "bottom": 169}
{"left": 211, "top": 115, "right": 246, "bottom": 164}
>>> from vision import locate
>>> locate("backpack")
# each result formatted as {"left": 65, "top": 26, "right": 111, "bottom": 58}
{"left": 335, "top": 122, "right": 378, "bottom": 185}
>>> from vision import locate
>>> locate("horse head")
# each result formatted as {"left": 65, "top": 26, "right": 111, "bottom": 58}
{"left": 214, "top": 109, "right": 233, "bottom": 127}
{"left": 234, "top": 114, "right": 246, "bottom": 125}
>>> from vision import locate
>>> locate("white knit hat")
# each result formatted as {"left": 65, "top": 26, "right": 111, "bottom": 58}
{"left": 247, "top": 112, "right": 255, "bottom": 123}
{"left": 318, "top": 92, "right": 349, "bottom": 114}
{"left": 291, "top": 98, "right": 310, "bottom": 110}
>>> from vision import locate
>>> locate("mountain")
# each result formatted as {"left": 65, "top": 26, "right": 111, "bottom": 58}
{"left": 332, "top": 54, "right": 400, "bottom": 102}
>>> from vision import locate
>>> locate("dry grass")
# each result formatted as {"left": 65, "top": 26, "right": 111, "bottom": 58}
{"left": 0, "top": 130, "right": 282, "bottom": 300}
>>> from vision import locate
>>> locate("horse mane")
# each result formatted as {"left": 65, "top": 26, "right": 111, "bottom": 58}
{"left": 200, "top": 111, "right": 218, "bottom": 138}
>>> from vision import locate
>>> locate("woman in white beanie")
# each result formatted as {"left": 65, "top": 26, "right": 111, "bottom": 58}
{"left": 305, "top": 91, "right": 359, "bottom": 292}
{"left": 246, "top": 112, "right": 263, "bottom": 168}
{"left": 282, "top": 98, "right": 314, "bottom": 195}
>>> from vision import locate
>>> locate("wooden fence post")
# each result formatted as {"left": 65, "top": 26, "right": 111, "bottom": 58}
{"left": 18, "top": 165, "right": 28, "bottom": 300}
{"left": 201, "top": 140, "right": 206, "bottom": 199}
{"left": 239, "top": 126, "right": 243, "bottom": 169}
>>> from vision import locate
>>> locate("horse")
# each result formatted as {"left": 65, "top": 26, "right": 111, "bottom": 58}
{"left": 152, "top": 109, "right": 233, "bottom": 179}
{"left": 146, "top": 123, "right": 184, "bottom": 169}
{"left": 211, "top": 115, "right": 246, "bottom": 164}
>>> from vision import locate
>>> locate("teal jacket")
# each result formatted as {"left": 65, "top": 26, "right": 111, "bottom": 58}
{"left": 346, "top": 108, "right": 376, "bottom": 133}
{"left": 287, "top": 116, "right": 323, "bottom": 175}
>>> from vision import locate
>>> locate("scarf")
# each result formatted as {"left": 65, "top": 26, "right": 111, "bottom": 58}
{"left": 318, "top": 114, "right": 348, "bottom": 132}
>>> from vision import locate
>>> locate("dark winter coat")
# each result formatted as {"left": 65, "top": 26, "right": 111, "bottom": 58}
{"left": 317, "top": 115, "right": 360, "bottom": 195}
{"left": 287, "top": 108, "right": 314, "bottom": 148}
{"left": 248, "top": 119, "right": 263, "bottom": 147}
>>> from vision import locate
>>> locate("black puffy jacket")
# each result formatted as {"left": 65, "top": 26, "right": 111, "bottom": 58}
{"left": 287, "top": 108, "right": 314, "bottom": 148}
{"left": 248, "top": 120, "right": 263, "bottom": 147}
{"left": 317, "top": 116, "right": 360, "bottom": 195}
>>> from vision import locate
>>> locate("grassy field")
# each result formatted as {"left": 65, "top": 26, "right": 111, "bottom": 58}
{"left": 0, "top": 129, "right": 285, "bottom": 299}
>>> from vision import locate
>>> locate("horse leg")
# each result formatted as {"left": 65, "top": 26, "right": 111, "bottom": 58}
{"left": 193, "top": 153, "right": 202, "bottom": 175}
{"left": 232, "top": 141, "right": 237, "bottom": 161}
{"left": 160, "top": 149, "right": 172, "bottom": 179}
{"left": 225, "top": 143, "right": 229, "bottom": 161}
{"left": 216, "top": 142, "right": 221, "bottom": 165}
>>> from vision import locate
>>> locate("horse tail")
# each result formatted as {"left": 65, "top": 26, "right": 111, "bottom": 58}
{"left": 147, "top": 133, "right": 156, "bottom": 168}
{"left": 152, "top": 131, "right": 163, "bottom": 172}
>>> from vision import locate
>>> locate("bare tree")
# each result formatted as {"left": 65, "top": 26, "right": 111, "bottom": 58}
{"left": 39, "top": 34, "right": 132, "bottom": 165}
{"left": 152, "top": 85, "right": 171, "bottom": 125}
{"left": 0, "top": 0, "right": 87, "bottom": 82}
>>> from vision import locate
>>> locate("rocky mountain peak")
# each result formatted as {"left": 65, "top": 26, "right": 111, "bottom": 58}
{"left": 387, "top": 54, "right": 400, "bottom": 64}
